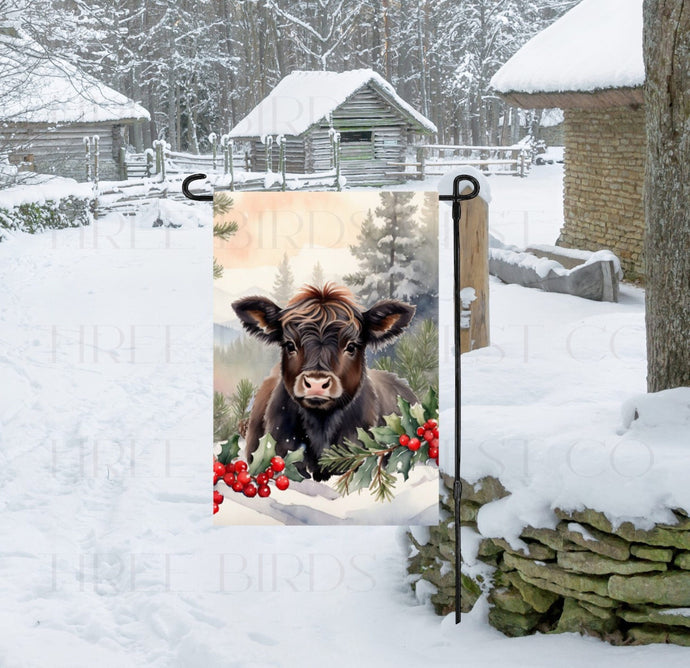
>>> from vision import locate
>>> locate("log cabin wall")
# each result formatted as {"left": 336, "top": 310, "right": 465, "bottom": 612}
{"left": 313, "top": 84, "right": 408, "bottom": 186}
{"left": 2, "top": 121, "right": 128, "bottom": 181}
{"left": 250, "top": 136, "right": 306, "bottom": 173}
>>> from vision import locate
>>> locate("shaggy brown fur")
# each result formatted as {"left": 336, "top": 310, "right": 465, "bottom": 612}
{"left": 232, "top": 283, "right": 417, "bottom": 480}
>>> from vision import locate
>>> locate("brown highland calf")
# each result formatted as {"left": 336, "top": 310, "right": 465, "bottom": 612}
{"left": 232, "top": 284, "right": 417, "bottom": 480}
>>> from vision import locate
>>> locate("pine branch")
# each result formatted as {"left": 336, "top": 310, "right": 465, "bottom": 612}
{"left": 213, "top": 219, "right": 238, "bottom": 241}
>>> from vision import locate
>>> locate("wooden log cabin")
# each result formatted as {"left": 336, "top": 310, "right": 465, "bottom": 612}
{"left": 0, "top": 27, "right": 149, "bottom": 182}
{"left": 490, "top": 0, "right": 646, "bottom": 279}
{"left": 228, "top": 69, "right": 437, "bottom": 186}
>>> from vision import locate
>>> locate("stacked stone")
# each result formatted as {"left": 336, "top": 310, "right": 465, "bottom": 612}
{"left": 407, "top": 475, "right": 690, "bottom": 646}
{"left": 558, "top": 107, "right": 646, "bottom": 281}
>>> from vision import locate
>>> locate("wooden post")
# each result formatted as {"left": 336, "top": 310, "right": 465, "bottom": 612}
{"left": 209, "top": 132, "right": 217, "bottom": 171}
{"left": 119, "top": 146, "right": 126, "bottom": 180}
{"left": 92, "top": 136, "right": 99, "bottom": 189}
{"left": 228, "top": 139, "right": 235, "bottom": 192}
{"left": 279, "top": 136, "right": 286, "bottom": 191}
{"left": 330, "top": 131, "right": 341, "bottom": 191}
{"left": 145, "top": 150, "right": 153, "bottom": 178}
{"left": 84, "top": 137, "right": 91, "bottom": 182}
{"left": 459, "top": 187, "right": 489, "bottom": 353}
{"left": 416, "top": 146, "right": 426, "bottom": 180}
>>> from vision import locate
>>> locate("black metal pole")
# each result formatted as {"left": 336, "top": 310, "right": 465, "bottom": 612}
{"left": 439, "top": 174, "right": 480, "bottom": 624}
{"left": 182, "top": 173, "right": 213, "bottom": 201}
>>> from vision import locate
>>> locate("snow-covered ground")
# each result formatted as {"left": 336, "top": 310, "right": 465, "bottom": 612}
{"left": 1, "top": 165, "right": 688, "bottom": 666}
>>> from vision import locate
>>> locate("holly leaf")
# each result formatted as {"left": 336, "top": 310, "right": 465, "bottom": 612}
{"left": 248, "top": 433, "right": 277, "bottom": 476}
{"left": 422, "top": 386, "right": 439, "bottom": 420}
{"left": 397, "top": 396, "right": 417, "bottom": 436}
{"left": 369, "top": 426, "right": 401, "bottom": 446}
{"left": 355, "top": 428, "right": 379, "bottom": 451}
{"left": 383, "top": 413, "right": 404, "bottom": 435}
{"left": 385, "top": 445, "right": 415, "bottom": 481}
{"left": 217, "top": 434, "right": 240, "bottom": 465}
{"left": 283, "top": 447, "right": 308, "bottom": 482}
{"left": 410, "top": 402, "right": 426, "bottom": 427}
{"left": 348, "top": 456, "right": 378, "bottom": 494}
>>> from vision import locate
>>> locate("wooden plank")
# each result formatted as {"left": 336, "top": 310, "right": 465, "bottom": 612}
{"left": 460, "top": 190, "right": 490, "bottom": 353}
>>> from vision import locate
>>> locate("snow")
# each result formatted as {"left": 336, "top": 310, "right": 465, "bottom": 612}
{"left": 0, "top": 175, "right": 93, "bottom": 207}
{"left": 2, "top": 165, "right": 690, "bottom": 664}
{"left": 228, "top": 69, "right": 437, "bottom": 138}
{"left": 490, "top": 0, "right": 644, "bottom": 95}
{"left": 0, "top": 32, "right": 149, "bottom": 124}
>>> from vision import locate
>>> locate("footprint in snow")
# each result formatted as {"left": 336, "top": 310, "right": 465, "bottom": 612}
{"left": 248, "top": 631, "right": 279, "bottom": 646}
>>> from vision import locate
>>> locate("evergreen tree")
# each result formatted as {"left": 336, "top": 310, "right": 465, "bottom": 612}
{"left": 346, "top": 193, "right": 419, "bottom": 302}
{"left": 311, "top": 261, "right": 325, "bottom": 287}
{"left": 272, "top": 252, "right": 295, "bottom": 305}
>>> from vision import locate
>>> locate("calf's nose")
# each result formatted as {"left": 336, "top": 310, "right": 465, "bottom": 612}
{"left": 303, "top": 375, "right": 332, "bottom": 395}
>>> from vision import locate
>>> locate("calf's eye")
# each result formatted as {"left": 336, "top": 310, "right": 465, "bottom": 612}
{"left": 345, "top": 342, "right": 357, "bottom": 355}
{"left": 284, "top": 341, "right": 296, "bottom": 354}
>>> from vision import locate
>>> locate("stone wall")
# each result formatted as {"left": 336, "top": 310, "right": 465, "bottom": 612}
{"left": 407, "top": 475, "right": 690, "bottom": 646}
{"left": 557, "top": 107, "right": 646, "bottom": 280}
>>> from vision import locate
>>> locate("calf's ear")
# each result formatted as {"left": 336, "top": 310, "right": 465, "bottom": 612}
{"left": 232, "top": 296, "right": 283, "bottom": 343}
{"left": 363, "top": 300, "right": 416, "bottom": 347}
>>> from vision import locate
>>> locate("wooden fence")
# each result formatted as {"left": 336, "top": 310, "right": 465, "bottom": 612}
{"left": 121, "top": 135, "right": 342, "bottom": 192}
{"left": 388, "top": 143, "right": 532, "bottom": 180}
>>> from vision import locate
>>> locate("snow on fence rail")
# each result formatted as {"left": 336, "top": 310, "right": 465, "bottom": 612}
{"left": 388, "top": 143, "right": 533, "bottom": 179}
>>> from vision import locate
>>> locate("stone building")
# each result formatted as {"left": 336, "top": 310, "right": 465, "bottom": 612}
{"left": 491, "top": 0, "right": 646, "bottom": 279}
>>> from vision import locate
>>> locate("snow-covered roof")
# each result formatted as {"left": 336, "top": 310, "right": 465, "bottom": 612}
{"left": 229, "top": 69, "right": 437, "bottom": 138}
{"left": 491, "top": 0, "right": 644, "bottom": 102}
{"left": 0, "top": 33, "right": 150, "bottom": 125}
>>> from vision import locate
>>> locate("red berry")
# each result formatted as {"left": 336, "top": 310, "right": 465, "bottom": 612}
{"left": 243, "top": 483, "right": 257, "bottom": 497}
{"left": 258, "top": 484, "right": 271, "bottom": 498}
{"left": 433, "top": 428, "right": 439, "bottom": 439}
{"left": 213, "top": 490, "right": 224, "bottom": 505}
{"left": 237, "top": 470, "right": 251, "bottom": 486}
{"left": 213, "top": 461, "right": 225, "bottom": 476}
{"left": 428, "top": 447, "right": 439, "bottom": 459}
{"left": 399, "top": 434, "right": 410, "bottom": 447}
{"left": 275, "top": 475, "right": 289, "bottom": 491}
{"left": 270, "top": 456, "right": 285, "bottom": 472}
{"left": 426, "top": 418, "right": 438, "bottom": 428}
{"left": 232, "top": 480, "right": 244, "bottom": 493}
{"left": 213, "top": 503, "right": 219, "bottom": 514}
{"left": 423, "top": 430, "right": 434, "bottom": 443}
{"left": 430, "top": 438, "right": 439, "bottom": 449}
{"left": 416, "top": 426, "right": 425, "bottom": 437}
{"left": 213, "top": 473, "right": 219, "bottom": 485}
{"left": 224, "top": 462, "right": 235, "bottom": 474}
{"left": 256, "top": 473, "right": 268, "bottom": 485}
{"left": 408, "top": 438, "right": 421, "bottom": 451}
{"left": 223, "top": 472, "right": 236, "bottom": 486}
{"left": 265, "top": 466, "right": 275, "bottom": 479}
{"left": 234, "top": 460, "right": 248, "bottom": 472}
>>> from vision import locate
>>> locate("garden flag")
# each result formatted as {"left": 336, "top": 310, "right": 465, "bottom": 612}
{"left": 212, "top": 191, "right": 440, "bottom": 525}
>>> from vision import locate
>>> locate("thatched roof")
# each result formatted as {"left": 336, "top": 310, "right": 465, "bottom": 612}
{"left": 0, "top": 30, "right": 150, "bottom": 125}
{"left": 490, "top": 0, "right": 644, "bottom": 110}
{"left": 229, "top": 69, "right": 437, "bottom": 139}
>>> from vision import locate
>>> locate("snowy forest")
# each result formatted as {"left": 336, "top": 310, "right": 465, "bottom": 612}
{"left": 4, "top": 0, "right": 577, "bottom": 150}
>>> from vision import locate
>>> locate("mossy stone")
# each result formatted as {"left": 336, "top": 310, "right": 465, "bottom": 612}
{"left": 557, "top": 550, "right": 666, "bottom": 575}
{"left": 631, "top": 545, "right": 675, "bottom": 563}
{"left": 557, "top": 522, "right": 630, "bottom": 561}
{"left": 504, "top": 552, "right": 609, "bottom": 597}
{"left": 609, "top": 572, "right": 690, "bottom": 606}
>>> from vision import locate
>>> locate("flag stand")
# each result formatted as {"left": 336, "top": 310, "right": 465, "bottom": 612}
{"left": 439, "top": 174, "right": 480, "bottom": 623}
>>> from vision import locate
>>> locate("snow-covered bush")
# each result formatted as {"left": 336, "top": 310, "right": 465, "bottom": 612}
{"left": 0, "top": 196, "right": 92, "bottom": 239}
